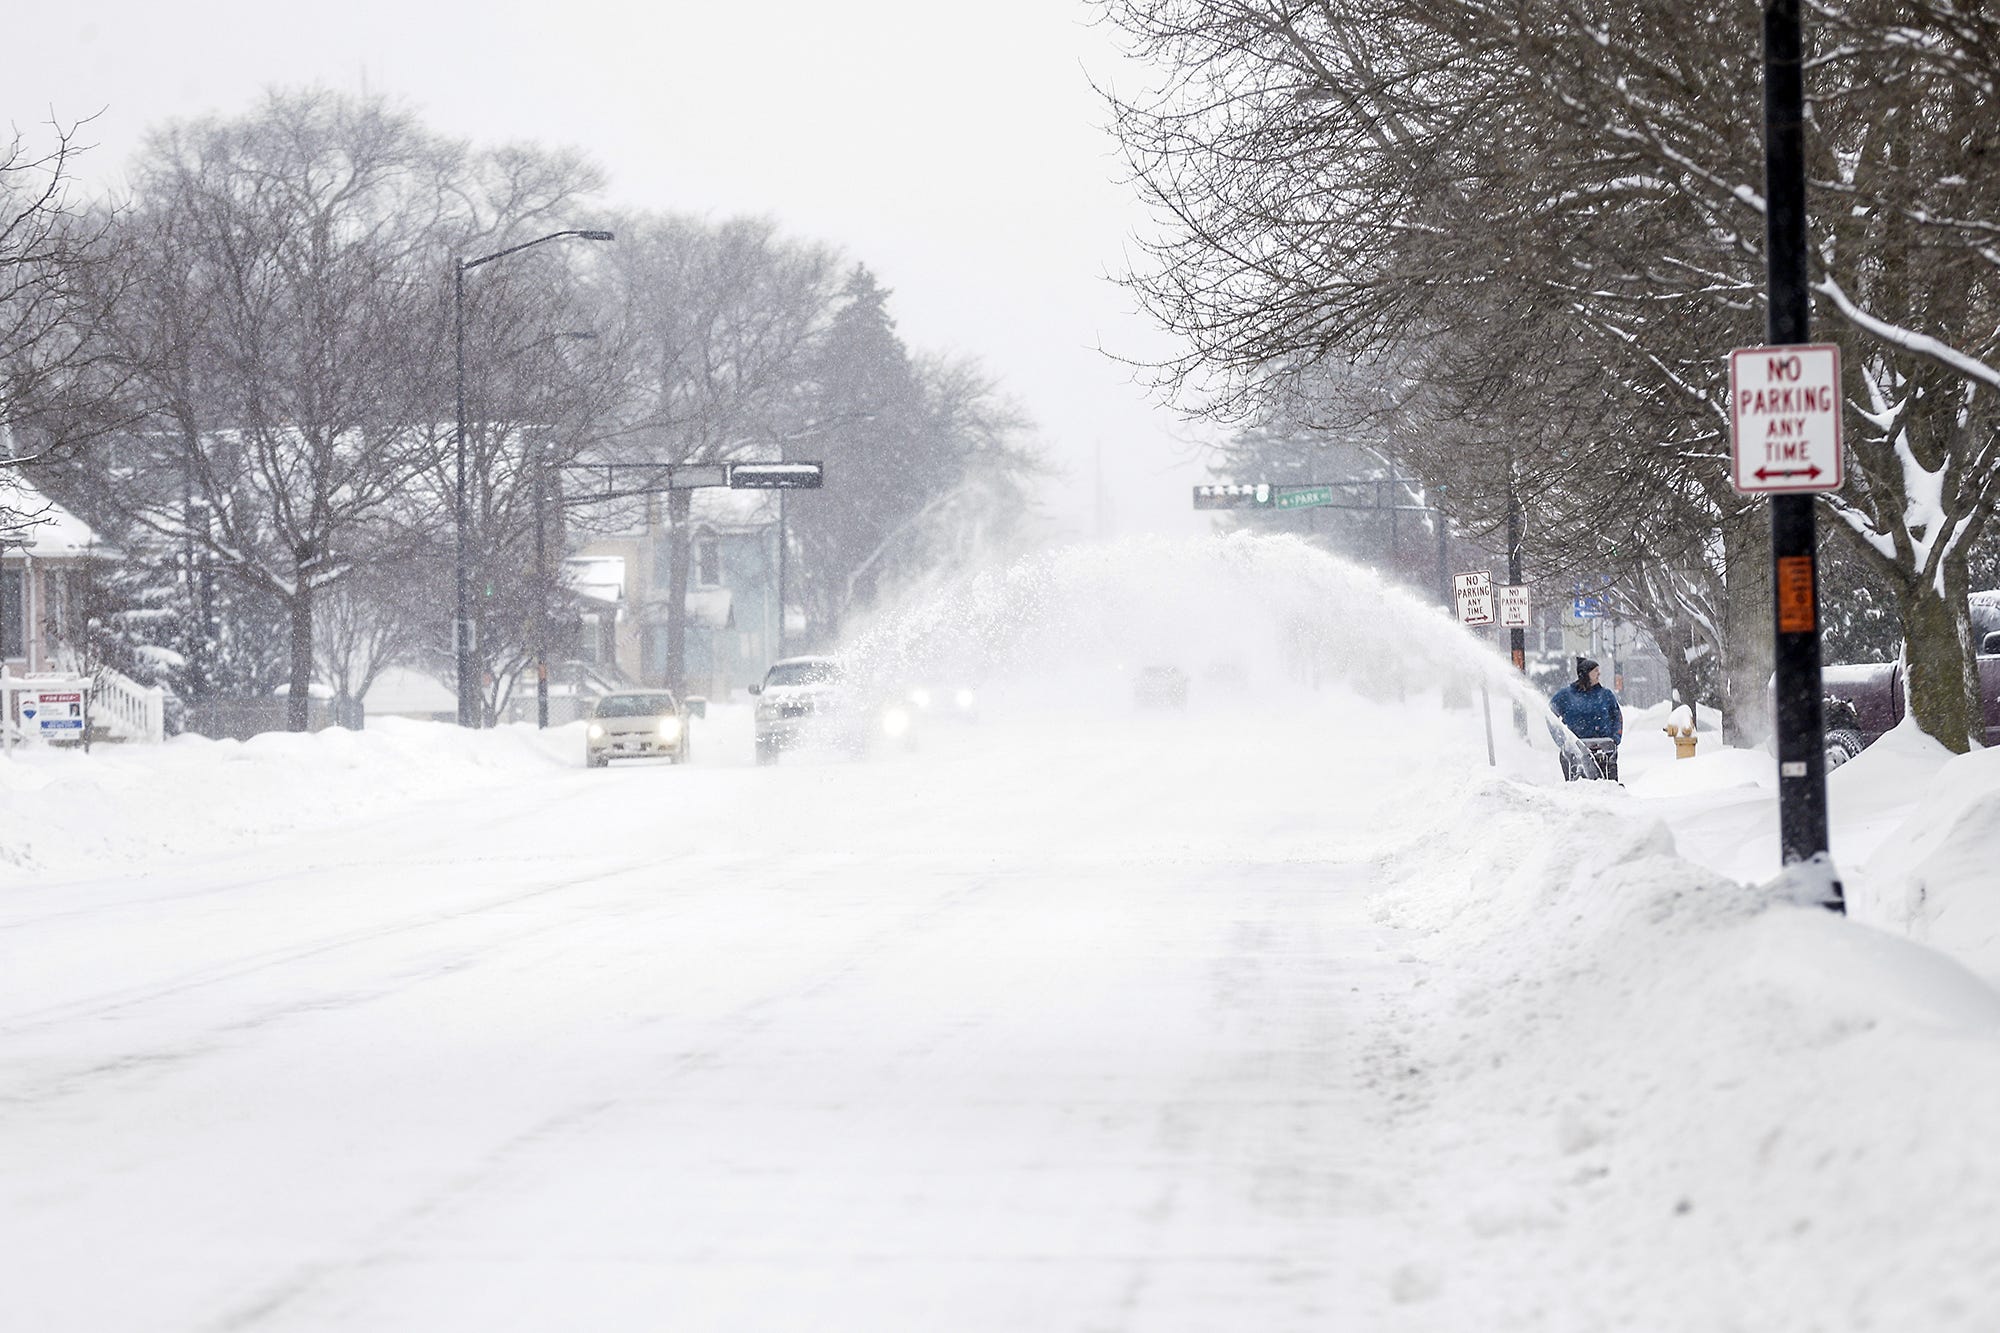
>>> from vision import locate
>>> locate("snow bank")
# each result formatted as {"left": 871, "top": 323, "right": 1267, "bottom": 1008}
{"left": 1369, "top": 773, "right": 2000, "bottom": 1329}
{"left": 1854, "top": 739, "right": 2000, "bottom": 987}
{"left": 0, "top": 719, "right": 584, "bottom": 886}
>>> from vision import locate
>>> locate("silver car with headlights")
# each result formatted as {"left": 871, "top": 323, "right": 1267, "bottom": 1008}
{"left": 585, "top": 689, "right": 691, "bottom": 768}
{"left": 751, "top": 655, "right": 914, "bottom": 765}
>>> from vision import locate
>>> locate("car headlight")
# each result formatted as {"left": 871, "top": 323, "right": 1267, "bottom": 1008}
{"left": 587, "top": 722, "right": 605, "bottom": 740}
{"left": 909, "top": 687, "right": 933, "bottom": 710}
{"left": 656, "top": 716, "right": 681, "bottom": 741}
{"left": 954, "top": 688, "right": 977, "bottom": 711}
{"left": 881, "top": 706, "right": 912, "bottom": 739}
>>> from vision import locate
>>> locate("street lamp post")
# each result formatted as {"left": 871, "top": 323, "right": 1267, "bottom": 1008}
{"left": 515, "top": 331, "right": 596, "bottom": 732}
{"left": 454, "top": 228, "right": 613, "bottom": 728}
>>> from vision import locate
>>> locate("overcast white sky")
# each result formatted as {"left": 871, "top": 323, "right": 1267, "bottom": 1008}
{"left": 14, "top": 0, "right": 1214, "bottom": 540}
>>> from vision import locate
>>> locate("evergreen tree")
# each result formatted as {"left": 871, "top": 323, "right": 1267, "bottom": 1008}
{"left": 791, "top": 266, "right": 932, "bottom": 641}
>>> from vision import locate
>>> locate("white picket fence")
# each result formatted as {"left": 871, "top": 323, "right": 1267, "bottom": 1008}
{"left": 91, "top": 665, "right": 166, "bottom": 743}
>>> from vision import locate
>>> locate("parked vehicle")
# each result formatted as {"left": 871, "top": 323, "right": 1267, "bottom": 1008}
{"left": 585, "top": 690, "right": 691, "bottom": 768}
{"left": 1820, "top": 631, "right": 2000, "bottom": 768}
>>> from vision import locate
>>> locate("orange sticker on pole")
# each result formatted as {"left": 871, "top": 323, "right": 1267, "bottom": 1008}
{"left": 1777, "top": 555, "right": 1815, "bottom": 632}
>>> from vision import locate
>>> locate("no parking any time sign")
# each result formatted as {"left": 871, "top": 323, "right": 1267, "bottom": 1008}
{"left": 1453, "top": 571, "right": 1495, "bottom": 627}
{"left": 1730, "top": 344, "right": 1843, "bottom": 494}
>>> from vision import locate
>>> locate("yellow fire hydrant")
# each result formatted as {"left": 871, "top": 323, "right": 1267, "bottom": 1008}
{"left": 1663, "top": 720, "right": 1699, "bottom": 759}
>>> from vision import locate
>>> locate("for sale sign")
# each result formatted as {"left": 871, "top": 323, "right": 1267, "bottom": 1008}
{"left": 23, "top": 689, "right": 86, "bottom": 739}
{"left": 1498, "top": 584, "right": 1531, "bottom": 628}
{"left": 1453, "top": 571, "right": 1495, "bottom": 626}
{"left": 1730, "top": 344, "right": 1843, "bottom": 494}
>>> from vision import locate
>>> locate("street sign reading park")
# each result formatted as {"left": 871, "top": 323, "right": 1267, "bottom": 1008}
{"left": 1498, "top": 584, "right": 1531, "bottom": 628}
{"left": 1729, "top": 344, "right": 1843, "bottom": 494}
{"left": 1453, "top": 570, "right": 1495, "bottom": 626}
{"left": 1272, "top": 485, "right": 1335, "bottom": 510}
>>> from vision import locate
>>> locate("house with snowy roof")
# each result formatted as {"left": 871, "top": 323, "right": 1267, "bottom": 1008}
{"left": 1, "top": 473, "right": 104, "bottom": 675}
{"left": 568, "top": 485, "right": 785, "bottom": 699}
{"left": 1, "top": 472, "right": 167, "bottom": 744}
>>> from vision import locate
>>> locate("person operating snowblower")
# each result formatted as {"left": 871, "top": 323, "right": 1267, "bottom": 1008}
{"left": 1549, "top": 656, "right": 1623, "bottom": 782}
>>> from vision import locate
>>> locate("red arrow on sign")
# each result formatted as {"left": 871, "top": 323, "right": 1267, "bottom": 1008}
{"left": 1754, "top": 465, "right": 1824, "bottom": 481}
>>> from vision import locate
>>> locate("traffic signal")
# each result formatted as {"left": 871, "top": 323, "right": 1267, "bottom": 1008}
{"left": 1192, "top": 483, "right": 1272, "bottom": 510}
{"left": 729, "top": 462, "right": 824, "bottom": 489}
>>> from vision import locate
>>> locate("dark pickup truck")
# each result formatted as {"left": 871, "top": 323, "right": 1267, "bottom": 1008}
{"left": 1820, "top": 630, "right": 2000, "bottom": 766}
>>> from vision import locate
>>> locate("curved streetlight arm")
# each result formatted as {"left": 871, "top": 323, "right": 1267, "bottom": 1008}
{"left": 454, "top": 226, "right": 613, "bottom": 728}
{"left": 504, "top": 330, "right": 598, "bottom": 359}
{"left": 459, "top": 228, "right": 616, "bottom": 273}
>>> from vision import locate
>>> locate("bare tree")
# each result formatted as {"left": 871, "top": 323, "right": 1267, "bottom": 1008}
{"left": 0, "top": 118, "right": 128, "bottom": 489}
{"left": 52, "top": 90, "right": 604, "bottom": 730}
{"left": 1099, "top": 0, "right": 2000, "bottom": 748}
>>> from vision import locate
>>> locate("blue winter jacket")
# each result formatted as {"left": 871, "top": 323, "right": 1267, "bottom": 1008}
{"left": 1550, "top": 682, "right": 1623, "bottom": 742}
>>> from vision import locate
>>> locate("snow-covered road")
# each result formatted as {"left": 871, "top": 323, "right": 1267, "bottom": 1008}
{"left": 3, "top": 705, "right": 1449, "bottom": 1331}
{"left": 9, "top": 534, "right": 2000, "bottom": 1331}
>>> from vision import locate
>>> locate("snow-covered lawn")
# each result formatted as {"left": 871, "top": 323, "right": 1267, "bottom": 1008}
{"left": 4, "top": 539, "right": 1998, "bottom": 1331}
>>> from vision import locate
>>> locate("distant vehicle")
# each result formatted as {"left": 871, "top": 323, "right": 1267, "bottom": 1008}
{"left": 585, "top": 689, "right": 691, "bottom": 768}
{"left": 1202, "top": 660, "right": 1249, "bottom": 694}
{"left": 1133, "top": 664, "right": 1189, "bottom": 709}
{"left": 750, "top": 656, "right": 915, "bottom": 765}
{"left": 906, "top": 683, "right": 980, "bottom": 723}
{"left": 1820, "top": 632, "right": 2000, "bottom": 768}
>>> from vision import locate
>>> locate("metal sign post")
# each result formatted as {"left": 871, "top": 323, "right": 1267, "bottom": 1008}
{"left": 1452, "top": 571, "right": 1498, "bottom": 766}
{"left": 1747, "top": 0, "right": 1840, "bottom": 908}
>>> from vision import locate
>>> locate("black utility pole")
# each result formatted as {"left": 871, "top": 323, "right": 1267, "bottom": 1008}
{"left": 1763, "top": 0, "right": 1839, "bottom": 907}
{"left": 534, "top": 435, "right": 550, "bottom": 730}
{"left": 1506, "top": 478, "right": 1526, "bottom": 674}
{"left": 776, "top": 436, "right": 788, "bottom": 661}
{"left": 1433, "top": 484, "right": 1450, "bottom": 612}
{"left": 1505, "top": 474, "right": 1531, "bottom": 737}
{"left": 777, "top": 489, "right": 788, "bottom": 660}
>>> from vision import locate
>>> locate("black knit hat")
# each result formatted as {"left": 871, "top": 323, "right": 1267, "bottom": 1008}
{"left": 1576, "top": 656, "right": 1599, "bottom": 680}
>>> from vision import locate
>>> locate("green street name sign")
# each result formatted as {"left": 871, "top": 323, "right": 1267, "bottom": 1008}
{"left": 1273, "top": 485, "right": 1336, "bottom": 510}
